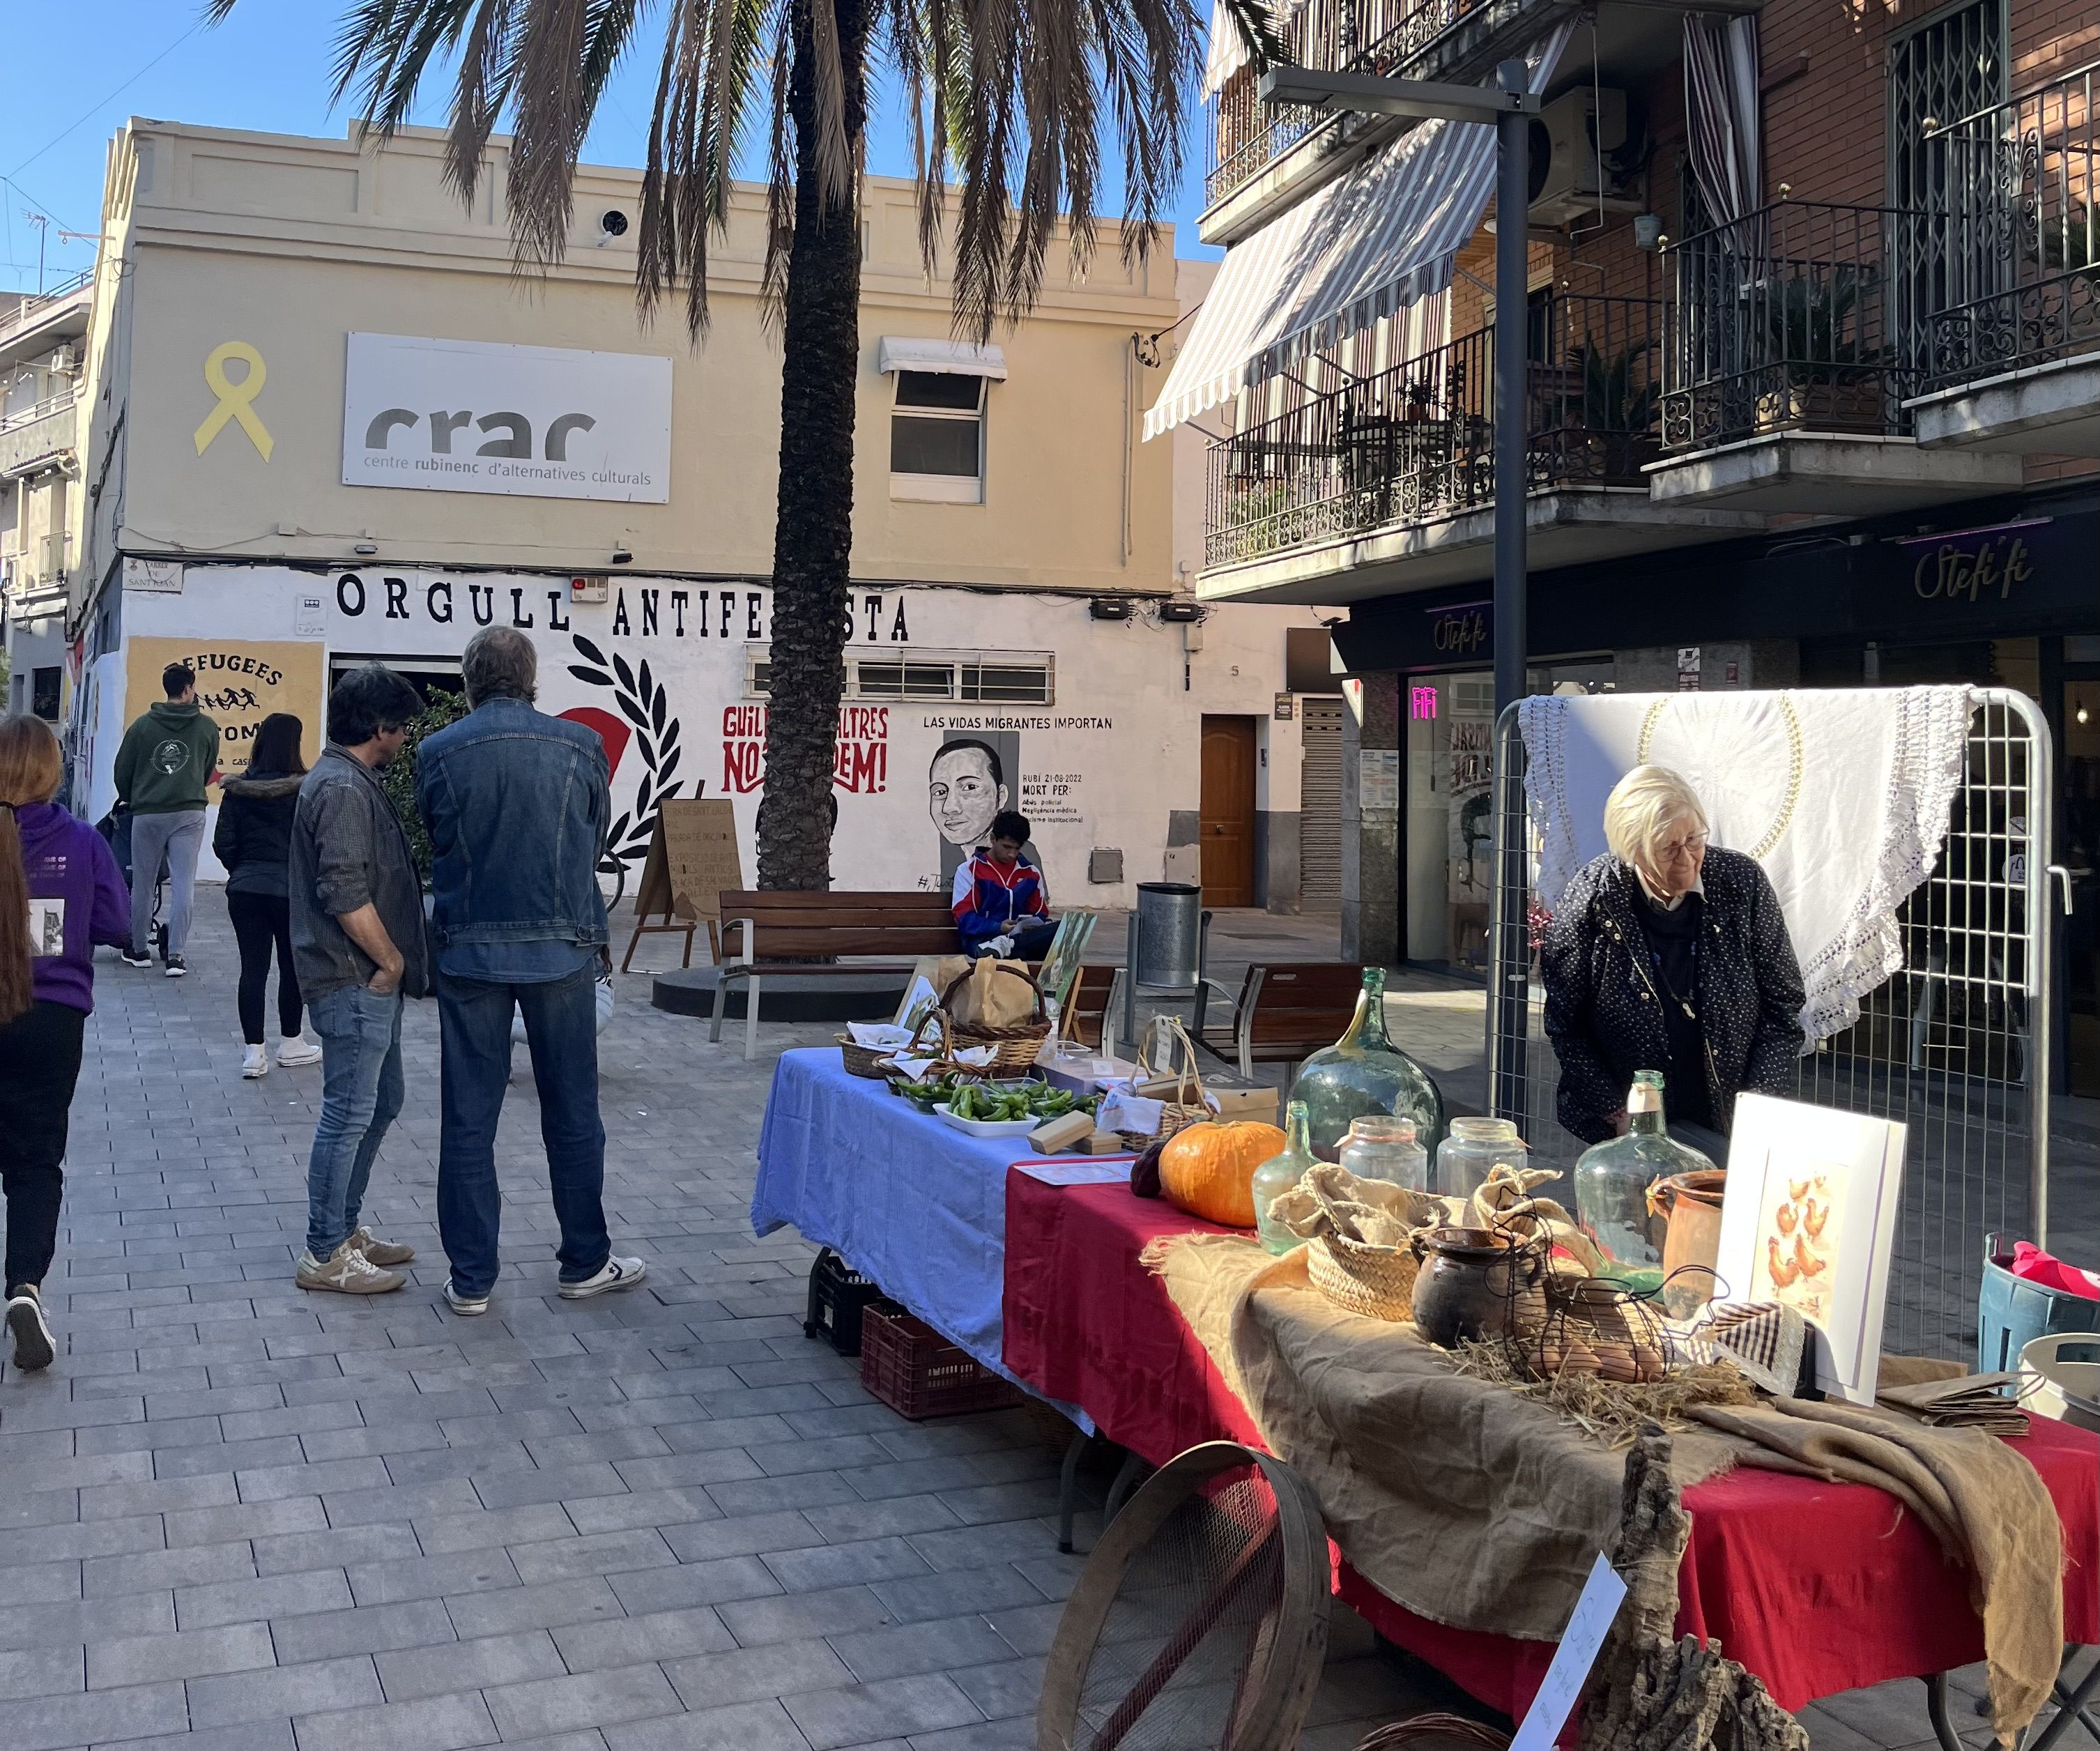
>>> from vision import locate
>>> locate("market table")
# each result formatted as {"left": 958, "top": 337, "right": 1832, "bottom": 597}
{"left": 752, "top": 1047, "right": 1126, "bottom": 1390}
{"left": 1003, "top": 1171, "right": 2100, "bottom": 1722}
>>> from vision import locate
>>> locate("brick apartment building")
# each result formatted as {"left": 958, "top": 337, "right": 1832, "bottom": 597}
{"left": 1147, "top": 0, "right": 2099, "bottom": 1093}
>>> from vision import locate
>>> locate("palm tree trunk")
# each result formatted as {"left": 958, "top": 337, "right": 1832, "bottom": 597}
{"left": 757, "top": 0, "right": 870, "bottom": 890}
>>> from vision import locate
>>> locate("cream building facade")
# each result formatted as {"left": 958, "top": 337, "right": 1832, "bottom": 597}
{"left": 66, "top": 118, "right": 1336, "bottom": 912}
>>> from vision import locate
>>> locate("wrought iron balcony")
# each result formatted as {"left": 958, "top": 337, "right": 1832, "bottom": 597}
{"left": 1205, "top": 0, "right": 1568, "bottom": 210}
{"left": 1204, "top": 294, "right": 1659, "bottom": 569}
{"left": 1913, "top": 61, "right": 2100, "bottom": 395}
{"left": 1660, "top": 200, "right": 1918, "bottom": 453}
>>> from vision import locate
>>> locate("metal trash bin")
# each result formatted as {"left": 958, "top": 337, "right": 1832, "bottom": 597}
{"left": 1133, "top": 882, "right": 1204, "bottom": 991}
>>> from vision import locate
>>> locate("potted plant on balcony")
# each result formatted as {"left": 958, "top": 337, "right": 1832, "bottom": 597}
{"left": 1565, "top": 339, "right": 1660, "bottom": 480}
{"left": 1748, "top": 266, "right": 1892, "bottom": 434}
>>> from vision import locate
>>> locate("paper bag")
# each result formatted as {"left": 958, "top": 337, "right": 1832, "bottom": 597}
{"left": 945, "top": 958, "right": 1041, "bottom": 1030}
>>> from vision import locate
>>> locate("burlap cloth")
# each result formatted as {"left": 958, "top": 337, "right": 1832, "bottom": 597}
{"left": 1148, "top": 1231, "right": 2064, "bottom": 1741}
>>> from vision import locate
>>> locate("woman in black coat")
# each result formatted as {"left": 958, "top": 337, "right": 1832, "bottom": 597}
{"left": 1540, "top": 764, "right": 1805, "bottom": 1156}
{"left": 213, "top": 714, "right": 321, "bottom": 1078}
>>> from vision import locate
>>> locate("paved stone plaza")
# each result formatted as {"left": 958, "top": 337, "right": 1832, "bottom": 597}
{"left": 0, "top": 904, "right": 2014, "bottom": 1751}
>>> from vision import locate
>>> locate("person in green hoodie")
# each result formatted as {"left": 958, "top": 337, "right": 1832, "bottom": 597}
{"left": 112, "top": 662, "right": 221, "bottom": 977}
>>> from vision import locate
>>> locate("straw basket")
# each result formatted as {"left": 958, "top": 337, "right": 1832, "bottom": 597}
{"left": 881, "top": 1011, "right": 997, "bottom": 1093}
{"left": 1307, "top": 1231, "right": 1421, "bottom": 1323}
{"left": 836, "top": 1036, "right": 897, "bottom": 1080}
{"left": 940, "top": 965, "right": 1052, "bottom": 1076}
{"left": 1117, "top": 1016, "right": 1212, "bottom": 1147}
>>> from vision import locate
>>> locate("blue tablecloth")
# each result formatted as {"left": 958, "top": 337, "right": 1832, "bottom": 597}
{"left": 752, "top": 1049, "right": 1053, "bottom": 1393}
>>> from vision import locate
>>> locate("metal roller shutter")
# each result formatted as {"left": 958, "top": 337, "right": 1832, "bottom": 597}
{"left": 1298, "top": 697, "right": 1344, "bottom": 912}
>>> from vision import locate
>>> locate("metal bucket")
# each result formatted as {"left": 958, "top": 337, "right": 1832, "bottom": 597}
{"left": 2021, "top": 1332, "right": 2100, "bottom": 1435}
{"left": 1133, "top": 882, "right": 1203, "bottom": 991}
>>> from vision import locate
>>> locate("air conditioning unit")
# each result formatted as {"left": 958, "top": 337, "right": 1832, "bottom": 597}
{"left": 1528, "top": 88, "right": 1632, "bottom": 221}
{"left": 49, "top": 346, "right": 78, "bottom": 376}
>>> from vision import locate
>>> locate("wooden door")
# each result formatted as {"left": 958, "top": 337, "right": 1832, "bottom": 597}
{"left": 1200, "top": 715, "right": 1258, "bottom": 906}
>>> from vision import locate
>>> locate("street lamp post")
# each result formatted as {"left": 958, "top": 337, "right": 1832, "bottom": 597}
{"left": 1256, "top": 57, "right": 1538, "bottom": 719}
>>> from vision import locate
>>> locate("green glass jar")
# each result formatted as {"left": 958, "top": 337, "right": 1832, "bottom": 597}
{"left": 1252, "top": 1101, "right": 1321, "bottom": 1255}
{"left": 1572, "top": 1069, "right": 1717, "bottom": 1299}
{"left": 1287, "top": 968, "right": 1446, "bottom": 1163}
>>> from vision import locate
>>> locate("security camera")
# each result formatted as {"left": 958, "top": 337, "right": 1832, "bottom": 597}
{"left": 599, "top": 209, "right": 630, "bottom": 240}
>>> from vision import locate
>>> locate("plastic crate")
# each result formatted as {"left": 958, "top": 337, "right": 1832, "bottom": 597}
{"left": 859, "top": 1299, "right": 1023, "bottom": 1421}
{"left": 804, "top": 1248, "right": 884, "bottom": 1357}
{"left": 1977, "top": 1234, "right": 2100, "bottom": 1374}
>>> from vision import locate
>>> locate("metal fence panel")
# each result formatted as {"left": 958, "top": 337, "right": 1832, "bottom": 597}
{"left": 1487, "top": 689, "right": 2055, "bottom": 1361}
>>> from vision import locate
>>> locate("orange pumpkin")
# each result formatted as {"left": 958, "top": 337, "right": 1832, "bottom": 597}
{"left": 1158, "top": 1121, "right": 1289, "bottom": 1228}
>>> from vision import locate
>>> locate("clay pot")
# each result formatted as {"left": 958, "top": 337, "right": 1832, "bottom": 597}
{"left": 1649, "top": 1170, "right": 1726, "bottom": 1319}
{"left": 1409, "top": 1225, "right": 1546, "bottom": 1348}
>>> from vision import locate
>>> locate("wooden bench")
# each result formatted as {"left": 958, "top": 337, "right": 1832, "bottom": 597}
{"left": 1193, "top": 962, "right": 1365, "bottom": 1083}
{"left": 712, "top": 890, "right": 960, "bottom": 1058}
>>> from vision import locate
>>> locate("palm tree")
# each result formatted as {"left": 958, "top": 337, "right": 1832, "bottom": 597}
{"left": 208, "top": 0, "right": 1251, "bottom": 888}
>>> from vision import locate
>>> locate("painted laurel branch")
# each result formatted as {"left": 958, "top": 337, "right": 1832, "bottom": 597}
{"left": 568, "top": 632, "right": 685, "bottom": 888}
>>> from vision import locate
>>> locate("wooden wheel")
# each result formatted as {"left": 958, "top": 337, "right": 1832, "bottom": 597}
{"left": 1037, "top": 1442, "right": 1331, "bottom": 1751}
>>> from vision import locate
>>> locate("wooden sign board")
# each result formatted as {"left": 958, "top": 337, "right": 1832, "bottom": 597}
{"left": 622, "top": 795, "right": 738, "bottom": 971}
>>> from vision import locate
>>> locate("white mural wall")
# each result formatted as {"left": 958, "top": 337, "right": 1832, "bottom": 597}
{"left": 104, "top": 564, "right": 1298, "bottom": 907}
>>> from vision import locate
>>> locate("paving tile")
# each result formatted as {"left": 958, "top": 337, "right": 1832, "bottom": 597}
{"left": 761, "top": 1536, "right": 931, "bottom": 1593}
{"left": 509, "top": 1528, "right": 676, "bottom": 1585}
{"left": 344, "top": 1546, "right": 520, "bottom": 1607}
{"left": 376, "top": 1629, "right": 566, "bottom": 1701}
{"left": 483, "top": 1665, "right": 687, "bottom": 1740}
{"left": 443, "top": 1577, "right": 625, "bottom": 1639}
{"left": 187, "top": 1655, "right": 384, "bottom": 1728}
{"left": 85, "top": 1543, "right": 259, "bottom": 1599}
{"left": 658, "top": 1509, "right": 822, "bottom": 1563}
{"left": 715, "top": 1584, "right": 896, "bottom": 1649}
{"left": 551, "top": 1606, "right": 737, "bottom": 1674}
{"left": 0, "top": 1591, "right": 176, "bottom": 1653}
{"left": 178, "top": 1569, "right": 354, "bottom": 1630}
{"left": 604, "top": 1554, "right": 783, "bottom": 1615}
{"left": 868, "top": 1565, "right": 1046, "bottom": 1624}
{"left": 293, "top": 1690, "right": 500, "bottom": 1751}
{"left": 944, "top": 1654, "right": 1043, "bottom": 1720}
{"left": 165, "top": 1497, "right": 328, "bottom": 1549}
{"left": 410, "top": 1503, "right": 577, "bottom": 1556}
{"left": 254, "top": 1520, "right": 422, "bottom": 1576}
{"left": 0, "top": 1676, "right": 190, "bottom": 1751}
{"left": 602, "top": 1699, "right": 812, "bottom": 1751}
{"left": 94, "top": 1717, "right": 296, "bottom": 1751}
{"left": 87, "top": 1621, "right": 278, "bottom": 1689}
{"left": 268, "top": 1597, "right": 458, "bottom": 1666}
{"left": 779, "top": 1674, "right": 982, "bottom": 1750}
{"left": 0, "top": 1643, "right": 87, "bottom": 1702}
{"left": 827, "top": 1615, "right": 1021, "bottom": 1684}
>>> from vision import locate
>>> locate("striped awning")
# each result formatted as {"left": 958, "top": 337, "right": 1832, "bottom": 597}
{"left": 1147, "top": 23, "right": 1570, "bottom": 440}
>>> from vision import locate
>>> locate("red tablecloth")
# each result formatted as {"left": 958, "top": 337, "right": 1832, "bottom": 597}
{"left": 1003, "top": 1172, "right": 2100, "bottom": 1720}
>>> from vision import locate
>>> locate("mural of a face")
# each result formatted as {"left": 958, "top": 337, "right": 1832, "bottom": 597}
{"left": 928, "top": 740, "right": 1007, "bottom": 848}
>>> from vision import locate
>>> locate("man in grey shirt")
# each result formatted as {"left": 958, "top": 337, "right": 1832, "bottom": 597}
{"left": 289, "top": 664, "right": 430, "bottom": 1294}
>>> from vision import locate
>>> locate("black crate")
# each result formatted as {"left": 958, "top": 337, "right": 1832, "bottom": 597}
{"left": 804, "top": 1248, "right": 884, "bottom": 1356}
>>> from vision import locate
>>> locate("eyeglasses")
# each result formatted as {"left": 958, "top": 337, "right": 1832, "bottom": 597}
{"left": 1657, "top": 832, "right": 1710, "bottom": 860}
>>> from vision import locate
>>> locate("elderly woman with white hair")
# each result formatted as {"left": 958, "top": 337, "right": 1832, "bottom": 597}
{"left": 1540, "top": 764, "right": 1804, "bottom": 1155}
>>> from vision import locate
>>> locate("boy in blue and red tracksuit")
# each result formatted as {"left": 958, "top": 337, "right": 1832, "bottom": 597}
{"left": 951, "top": 809, "right": 1055, "bottom": 959}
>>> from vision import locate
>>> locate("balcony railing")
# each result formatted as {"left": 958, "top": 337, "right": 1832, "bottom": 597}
{"left": 1205, "top": 0, "right": 1564, "bottom": 208}
{"left": 1660, "top": 200, "right": 1918, "bottom": 453}
{"left": 1205, "top": 294, "right": 1659, "bottom": 568}
{"left": 0, "top": 397, "right": 75, "bottom": 477}
{"left": 1913, "top": 60, "right": 2100, "bottom": 394}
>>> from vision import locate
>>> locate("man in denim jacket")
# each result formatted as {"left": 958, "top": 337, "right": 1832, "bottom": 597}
{"left": 417, "top": 627, "right": 644, "bottom": 1316}
{"left": 289, "top": 663, "right": 430, "bottom": 1295}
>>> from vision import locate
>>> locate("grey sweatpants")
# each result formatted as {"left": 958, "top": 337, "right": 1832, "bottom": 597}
{"left": 130, "top": 811, "right": 205, "bottom": 956}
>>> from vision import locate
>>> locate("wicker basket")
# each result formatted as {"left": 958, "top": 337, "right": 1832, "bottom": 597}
{"left": 859, "top": 1300, "right": 1022, "bottom": 1420}
{"left": 1355, "top": 1713, "right": 1512, "bottom": 1751}
{"left": 1116, "top": 1016, "right": 1211, "bottom": 1147}
{"left": 940, "top": 965, "right": 1052, "bottom": 1076}
{"left": 1307, "top": 1230, "right": 1422, "bottom": 1322}
{"left": 836, "top": 1036, "right": 897, "bottom": 1080}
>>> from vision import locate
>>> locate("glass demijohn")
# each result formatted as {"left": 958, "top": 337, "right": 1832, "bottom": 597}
{"left": 1338, "top": 1116, "right": 1427, "bottom": 1192}
{"left": 1287, "top": 968, "right": 1446, "bottom": 1162}
{"left": 1572, "top": 1070, "right": 1717, "bottom": 1297}
{"left": 1434, "top": 1116, "right": 1528, "bottom": 1200}
{"left": 1252, "top": 1101, "right": 1321, "bottom": 1255}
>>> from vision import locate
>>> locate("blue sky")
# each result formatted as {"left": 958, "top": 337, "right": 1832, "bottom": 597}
{"left": 0, "top": 0, "right": 1220, "bottom": 299}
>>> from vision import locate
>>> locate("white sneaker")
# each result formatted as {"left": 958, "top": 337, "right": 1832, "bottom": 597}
{"left": 557, "top": 1256, "right": 647, "bottom": 1299}
{"left": 443, "top": 1279, "right": 490, "bottom": 1317}
{"left": 296, "top": 1241, "right": 406, "bottom": 1295}
{"left": 277, "top": 1037, "right": 323, "bottom": 1068}
{"left": 6, "top": 1288, "right": 54, "bottom": 1372}
{"left": 241, "top": 1045, "right": 269, "bottom": 1079}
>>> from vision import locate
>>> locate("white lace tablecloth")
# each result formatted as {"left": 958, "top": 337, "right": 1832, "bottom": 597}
{"left": 1518, "top": 687, "right": 1975, "bottom": 1042}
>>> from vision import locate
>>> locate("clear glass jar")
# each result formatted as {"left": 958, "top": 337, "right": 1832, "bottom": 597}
{"left": 1434, "top": 1116, "right": 1528, "bottom": 1200}
{"left": 1338, "top": 1115, "right": 1427, "bottom": 1192}
{"left": 1252, "top": 1101, "right": 1321, "bottom": 1255}
{"left": 1287, "top": 968, "right": 1446, "bottom": 1162}
{"left": 1573, "top": 1069, "right": 1717, "bottom": 1301}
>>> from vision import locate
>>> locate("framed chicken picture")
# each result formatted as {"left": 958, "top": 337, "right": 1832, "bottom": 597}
{"left": 1712, "top": 1094, "right": 1907, "bottom": 1405}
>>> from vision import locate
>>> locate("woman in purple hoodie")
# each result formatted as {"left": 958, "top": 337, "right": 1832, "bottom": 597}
{"left": 0, "top": 715, "right": 130, "bottom": 1372}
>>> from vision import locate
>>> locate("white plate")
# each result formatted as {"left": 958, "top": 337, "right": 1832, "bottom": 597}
{"left": 933, "top": 1103, "right": 1041, "bottom": 1138}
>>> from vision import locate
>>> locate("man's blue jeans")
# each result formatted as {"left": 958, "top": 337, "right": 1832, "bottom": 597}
{"left": 436, "top": 961, "right": 608, "bottom": 1298}
{"left": 306, "top": 983, "right": 405, "bottom": 1260}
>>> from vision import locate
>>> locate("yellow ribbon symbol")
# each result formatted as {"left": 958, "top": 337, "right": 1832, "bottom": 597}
{"left": 193, "top": 341, "right": 274, "bottom": 461}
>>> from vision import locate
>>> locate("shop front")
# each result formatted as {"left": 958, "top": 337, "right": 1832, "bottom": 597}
{"left": 1332, "top": 492, "right": 2100, "bottom": 1092}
